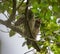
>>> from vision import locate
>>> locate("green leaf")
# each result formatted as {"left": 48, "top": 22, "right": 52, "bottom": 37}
{"left": 53, "top": 5, "right": 58, "bottom": 12}
{"left": 45, "top": 10, "right": 52, "bottom": 20}
{"left": 9, "top": 30, "right": 16, "bottom": 37}
{"left": 28, "top": 45, "right": 32, "bottom": 49}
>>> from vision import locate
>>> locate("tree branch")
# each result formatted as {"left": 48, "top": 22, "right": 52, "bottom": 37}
{"left": 18, "top": 35, "right": 37, "bottom": 42}
{"left": 24, "top": 0, "right": 40, "bottom": 52}
{"left": 16, "top": 0, "right": 24, "bottom": 10}
{"left": 7, "top": 0, "right": 16, "bottom": 24}
{"left": 3, "top": 13, "right": 8, "bottom": 19}
{"left": 0, "top": 19, "right": 23, "bottom": 36}
{"left": 0, "top": 19, "right": 38, "bottom": 42}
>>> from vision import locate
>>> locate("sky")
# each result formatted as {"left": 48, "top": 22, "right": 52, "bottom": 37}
{"left": 0, "top": 14, "right": 35, "bottom": 54}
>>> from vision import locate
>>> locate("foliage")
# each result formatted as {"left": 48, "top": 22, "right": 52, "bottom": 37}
{"left": 0, "top": 0, "right": 60, "bottom": 54}
{"left": 9, "top": 30, "right": 16, "bottom": 37}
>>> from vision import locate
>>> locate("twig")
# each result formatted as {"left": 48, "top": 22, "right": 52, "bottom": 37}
{"left": 18, "top": 36, "right": 37, "bottom": 42}
{"left": 24, "top": 49, "right": 35, "bottom": 54}
{"left": 16, "top": 0, "right": 24, "bottom": 10}
{"left": 3, "top": 13, "right": 8, "bottom": 19}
